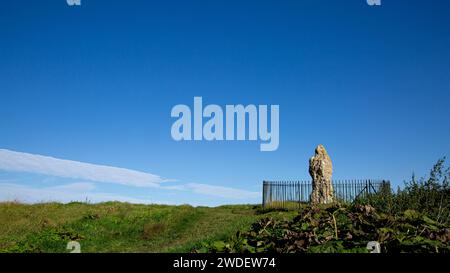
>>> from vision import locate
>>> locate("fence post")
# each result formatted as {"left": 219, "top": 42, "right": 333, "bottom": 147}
{"left": 262, "top": 181, "right": 266, "bottom": 209}
{"left": 366, "top": 179, "right": 369, "bottom": 197}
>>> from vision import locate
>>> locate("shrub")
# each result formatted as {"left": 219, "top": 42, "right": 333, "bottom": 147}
{"left": 198, "top": 158, "right": 450, "bottom": 253}
{"left": 361, "top": 158, "right": 449, "bottom": 223}
{"left": 198, "top": 204, "right": 449, "bottom": 253}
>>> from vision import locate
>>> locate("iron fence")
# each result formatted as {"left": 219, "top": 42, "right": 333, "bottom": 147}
{"left": 262, "top": 179, "right": 390, "bottom": 209}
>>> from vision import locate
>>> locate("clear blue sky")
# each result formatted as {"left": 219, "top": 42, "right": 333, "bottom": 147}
{"left": 0, "top": 0, "right": 449, "bottom": 206}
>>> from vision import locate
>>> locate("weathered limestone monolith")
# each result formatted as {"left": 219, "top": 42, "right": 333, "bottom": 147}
{"left": 309, "top": 144, "right": 334, "bottom": 204}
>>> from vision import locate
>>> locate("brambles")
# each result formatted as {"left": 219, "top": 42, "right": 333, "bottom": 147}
{"left": 198, "top": 204, "right": 449, "bottom": 253}
{"left": 357, "top": 158, "right": 450, "bottom": 223}
{"left": 199, "top": 159, "right": 450, "bottom": 253}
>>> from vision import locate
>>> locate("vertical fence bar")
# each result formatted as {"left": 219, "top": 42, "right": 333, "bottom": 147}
{"left": 298, "top": 181, "right": 301, "bottom": 209}
{"left": 349, "top": 179, "right": 352, "bottom": 202}
{"left": 262, "top": 181, "right": 265, "bottom": 209}
{"left": 276, "top": 182, "right": 278, "bottom": 208}
{"left": 301, "top": 181, "right": 304, "bottom": 202}
{"left": 277, "top": 181, "right": 280, "bottom": 208}
{"left": 363, "top": 180, "right": 365, "bottom": 197}
{"left": 269, "top": 182, "right": 272, "bottom": 208}
{"left": 279, "top": 181, "right": 282, "bottom": 209}
{"left": 359, "top": 180, "right": 362, "bottom": 199}
{"left": 363, "top": 180, "right": 365, "bottom": 198}
{"left": 346, "top": 180, "right": 349, "bottom": 202}
{"left": 344, "top": 180, "right": 347, "bottom": 202}
{"left": 366, "top": 179, "right": 370, "bottom": 196}
{"left": 347, "top": 180, "right": 349, "bottom": 201}
{"left": 357, "top": 180, "right": 360, "bottom": 199}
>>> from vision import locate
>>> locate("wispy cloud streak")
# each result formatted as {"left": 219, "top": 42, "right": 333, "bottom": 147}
{"left": 0, "top": 149, "right": 167, "bottom": 187}
{"left": 0, "top": 149, "right": 260, "bottom": 204}
{"left": 0, "top": 182, "right": 169, "bottom": 204}
{"left": 183, "top": 183, "right": 260, "bottom": 199}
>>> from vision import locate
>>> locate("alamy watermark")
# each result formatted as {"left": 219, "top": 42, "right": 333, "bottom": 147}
{"left": 171, "top": 97, "right": 280, "bottom": 152}
{"left": 367, "top": 0, "right": 381, "bottom": 6}
{"left": 67, "top": 241, "right": 81, "bottom": 253}
{"left": 367, "top": 241, "right": 381, "bottom": 253}
{"left": 66, "top": 0, "right": 81, "bottom": 6}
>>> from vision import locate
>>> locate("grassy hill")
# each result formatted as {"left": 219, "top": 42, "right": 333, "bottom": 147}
{"left": 0, "top": 202, "right": 296, "bottom": 253}
{"left": 1, "top": 201, "right": 448, "bottom": 253}
{"left": 1, "top": 160, "right": 447, "bottom": 253}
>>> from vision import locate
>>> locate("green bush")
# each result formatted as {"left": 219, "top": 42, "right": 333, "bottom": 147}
{"left": 198, "top": 158, "right": 450, "bottom": 253}
{"left": 198, "top": 204, "right": 450, "bottom": 253}
{"left": 360, "top": 158, "right": 449, "bottom": 224}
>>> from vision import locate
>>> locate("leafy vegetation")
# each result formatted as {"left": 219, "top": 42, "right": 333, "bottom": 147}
{"left": 197, "top": 159, "right": 450, "bottom": 253}
{"left": 358, "top": 157, "right": 449, "bottom": 223}
{"left": 196, "top": 204, "right": 449, "bottom": 253}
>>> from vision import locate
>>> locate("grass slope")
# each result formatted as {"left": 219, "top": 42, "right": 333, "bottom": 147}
{"left": 0, "top": 202, "right": 296, "bottom": 253}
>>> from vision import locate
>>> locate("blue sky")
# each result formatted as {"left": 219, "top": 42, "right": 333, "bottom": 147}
{"left": 0, "top": 0, "right": 449, "bottom": 206}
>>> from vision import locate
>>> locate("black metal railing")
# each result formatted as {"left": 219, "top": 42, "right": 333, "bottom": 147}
{"left": 262, "top": 179, "right": 390, "bottom": 209}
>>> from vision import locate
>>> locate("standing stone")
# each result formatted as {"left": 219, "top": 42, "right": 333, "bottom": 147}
{"left": 309, "top": 144, "right": 334, "bottom": 204}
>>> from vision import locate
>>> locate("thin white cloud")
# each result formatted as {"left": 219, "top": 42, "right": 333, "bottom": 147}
{"left": 0, "top": 149, "right": 261, "bottom": 204}
{"left": 0, "top": 182, "right": 170, "bottom": 205}
{"left": 0, "top": 149, "right": 168, "bottom": 187}
{"left": 183, "top": 183, "right": 260, "bottom": 199}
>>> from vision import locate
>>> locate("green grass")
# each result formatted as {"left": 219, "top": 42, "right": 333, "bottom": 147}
{"left": 0, "top": 202, "right": 296, "bottom": 253}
